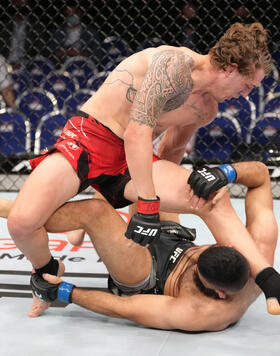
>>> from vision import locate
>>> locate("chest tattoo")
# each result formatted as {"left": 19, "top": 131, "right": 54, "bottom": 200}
{"left": 186, "top": 103, "right": 208, "bottom": 123}
{"left": 126, "top": 86, "right": 137, "bottom": 103}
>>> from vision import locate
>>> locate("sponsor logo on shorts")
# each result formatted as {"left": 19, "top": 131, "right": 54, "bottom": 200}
{"left": 170, "top": 247, "right": 183, "bottom": 264}
{"left": 63, "top": 127, "right": 77, "bottom": 139}
{"left": 67, "top": 142, "right": 79, "bottom": 151}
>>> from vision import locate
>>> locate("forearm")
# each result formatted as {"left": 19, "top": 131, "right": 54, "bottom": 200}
{"left": 202, "top": 195, "right": 270, "bottom": 277}
{"left": 72, "top": 288, "right": 128, "bottom": 318}
{"left": 124, "top": 130, "right": 156, "bottom": 199}
{"left": 157, "top": 126, "right": 196, "bottom": 165}
{"left": 158, "top": 146, "right": 186, "bottom": 165}
{"left": 232, "top": 161, "right": 268, "bottom": 188}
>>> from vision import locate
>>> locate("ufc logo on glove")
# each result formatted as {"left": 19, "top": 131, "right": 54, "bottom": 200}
{"left": 187, "top": 164, "right": 237, "bottom": 200}
{"left": 134, "top": 226, "right": 159, "bottom": 236}
{"left": 125, "top": 196, "right": 161, "bottom": 246}
{"left": 196, "top": 168, "right": 216, "bottom": 181}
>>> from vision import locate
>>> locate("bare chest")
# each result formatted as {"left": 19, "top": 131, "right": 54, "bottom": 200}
{"left": 157, "top": 94, "right": 216, "bottom": 131}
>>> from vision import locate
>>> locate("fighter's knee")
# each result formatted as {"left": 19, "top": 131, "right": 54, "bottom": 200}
{"left": 89, "top": 198, "right": 112, "bottom": 217}
{"left": 7, "top": 210, "right": 36, "bottom": 240}
{"left": 79, "top": 198, "right": 112, "bottom": 227}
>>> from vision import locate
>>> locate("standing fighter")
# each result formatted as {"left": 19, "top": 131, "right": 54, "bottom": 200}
{"left": 7, "top": 23, "right": 276, "bottom": 313}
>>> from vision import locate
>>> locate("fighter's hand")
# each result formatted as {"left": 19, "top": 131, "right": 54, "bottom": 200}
{"left": 255, "top": 267, "right": 280, "bottom": 315}
{"left": 187, "top": 164, "right": 237, "bottom": 200}
{"left": 30, "top": 273, "right": 75, "bottom": 304}
{"left": 125, "top": 196, "right": 161, "bottom": 246}
{"left": 43, "top": 273, "right": 63, "bottom": 285}
{"left": 187, "top": 185, "right": 228, "bottom": 210}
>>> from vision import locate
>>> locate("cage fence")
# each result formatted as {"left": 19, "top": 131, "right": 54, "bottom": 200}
{"left": 0, "top": 0, "right": 279, "bottom": 197}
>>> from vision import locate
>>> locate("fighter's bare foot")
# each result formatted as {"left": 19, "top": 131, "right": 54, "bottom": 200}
{"left": 28, "top": 295, "right": 51, "bottom": 318}
{"left": 66, "top": 229, "right": 85, "bottom": 246}
{"left": 29, "top": 259, "right": 65, "bottom": 317}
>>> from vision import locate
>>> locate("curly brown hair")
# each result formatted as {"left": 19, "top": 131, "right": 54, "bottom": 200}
{"left": 209, "top": 22, "right": 272, "bottom": 77}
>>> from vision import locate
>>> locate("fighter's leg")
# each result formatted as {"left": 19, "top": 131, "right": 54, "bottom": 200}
{"left": 65, "top": 191, "right": 108, "bottom": 246}
{"left": 1, "top": 193, "right": 152, "bottom": 285}
{"left": 124, "top": 159, "right": 194, "bottom": 213}
{"left": 7, "top": 152, "right": 81, "bottom": 268}
{"left": 45, "top": 198, "right": 152, "bottom": 285}
{"left": 7, "top": 153, "right": 81, "bottom": 317}
{"left": 0, "top": 198, "right": 13, "bottom": 218}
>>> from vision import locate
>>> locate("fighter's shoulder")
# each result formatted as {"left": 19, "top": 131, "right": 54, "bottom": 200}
{"left": 138, "top": 45, "right": 196, "bottom": 68}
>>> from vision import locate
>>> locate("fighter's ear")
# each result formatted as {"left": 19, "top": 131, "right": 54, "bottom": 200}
{"left": 216, "top": 289, "right": 227, "bottom": 299}
{"left": 224, "top": 63, "right": 238, "bottom": 76}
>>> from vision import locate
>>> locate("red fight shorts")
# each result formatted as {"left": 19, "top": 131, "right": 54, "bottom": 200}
{"left": 30, "top": 111, "right": 160, "bottom": 209}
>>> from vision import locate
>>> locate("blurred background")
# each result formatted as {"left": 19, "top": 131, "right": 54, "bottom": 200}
{"left": 0, "top": 0, "right": 279, "bottom": 197}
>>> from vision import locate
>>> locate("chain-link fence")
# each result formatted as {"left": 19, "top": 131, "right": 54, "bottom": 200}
{"left": 0, "top": 0, "right": 279, "bottom": 197}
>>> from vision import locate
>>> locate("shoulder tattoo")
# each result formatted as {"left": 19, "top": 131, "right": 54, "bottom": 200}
{"left": 130, "top": 50, "right": 194, "bottom": 128}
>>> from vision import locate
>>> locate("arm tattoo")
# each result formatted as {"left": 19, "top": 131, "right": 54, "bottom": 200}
{"left": 130, "top": 50, "right": 194, "bottom": 128}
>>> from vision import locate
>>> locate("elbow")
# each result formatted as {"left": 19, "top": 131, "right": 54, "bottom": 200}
{"left": 257, "top": 161, "right": 269, "bottom": 174}
{"left": 123, "top": 122, "right": 153, "bottom": 149}
{"left": 123, "top": 120, "right": 143, "bottom": 144}
{"left": 123, "top": 125, "right": 135, "bottom": 146}
{"left": 255, "top": 162, "right": 270, "bottom": 183}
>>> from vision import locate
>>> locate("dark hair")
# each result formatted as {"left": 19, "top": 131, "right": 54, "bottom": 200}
{"left": 197, "top": 246, "right": 250, "bottom": 292}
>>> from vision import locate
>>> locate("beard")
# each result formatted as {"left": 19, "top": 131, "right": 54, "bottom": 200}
{"left": 193, "top": 270, "right": 220, "bottom": 299}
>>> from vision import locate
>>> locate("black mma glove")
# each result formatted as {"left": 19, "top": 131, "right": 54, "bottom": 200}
{"left": 30, "top": 273, "right": 75, "bottom": 303}
{"left": 125, "top": 196, "right": 161, "bottom": 246}
{"left": 160, "top": 220, "right": 196, "bottom": 241}
{"left": 187, "top": 164, "right": 237, "bottom": 200}
{"left": 255, "top": 267, "right": 280, "bottom": 303}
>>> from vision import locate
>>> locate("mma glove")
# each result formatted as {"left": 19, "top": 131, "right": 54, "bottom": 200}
{"left": 30, "top": 273, "right": 75, "bottom": 304}
{"left": 160, "top": 220, "right": 196, "bottom": 241}
{"left": 255, "top": 267, "right": 280, "bottom": 303}
{"left": 187, "top": 164, "right": 237, "bottom": 200}
{"left": 125, "top": 196, "right": 161, "bottom": 246}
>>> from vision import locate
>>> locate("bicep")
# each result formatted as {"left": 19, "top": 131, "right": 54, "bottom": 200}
{"left": 159, "top": 125, "right": 197, "bottom": 150}
{"left": 157, "top": 125, "right": 197, "bottom": 163}
{"left": 118, "top": 294, "right": 181, "bottom": 329}
{"left": 118, "top": 294, "right": 203, "bottom": 330}
{"left": 119, "top": 294, "right": 231, "bottom": 331}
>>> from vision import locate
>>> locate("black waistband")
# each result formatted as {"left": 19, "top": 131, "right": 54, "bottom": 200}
{"left": 76, "top": 110, "right": 95, "bottom": 121}
{"left": 75, "top": 110, "right": 120, "bottom": 137}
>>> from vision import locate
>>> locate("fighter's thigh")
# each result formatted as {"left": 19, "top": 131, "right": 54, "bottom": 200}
{"left": 11, "top": 152, "right": 80, "bottom": 227}
{"left": 124, "top": 160, "right": 193, "bottom": 214}
{"left": 85, "top": 201, "right": 152, "bottom": 284}
{"left": 153, "top": 160, "right": 191, "bottom": 211}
